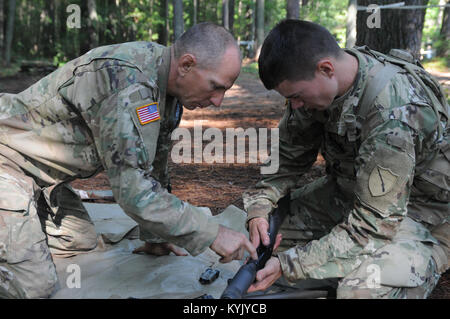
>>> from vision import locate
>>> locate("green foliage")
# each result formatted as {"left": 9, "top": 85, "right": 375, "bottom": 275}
{"left": 0, "top": 62, "right": 21, "bottom": 77}
{"left": 422, "top": 56, "right": 450, "bottom": 71}
{"left": 2, "top": 0, "right": 447, "bottom": 65}
{"left": 53, "top": 43, "right": 67, "bottom": 67}
{"left": 299, "top": 0, "right": 348, "bottom": 47}
{"left": 422, "top": 0, "right": 443, "bottom": 46}
{"left": 242, "top": 61, "right": 259, "bottom": 74}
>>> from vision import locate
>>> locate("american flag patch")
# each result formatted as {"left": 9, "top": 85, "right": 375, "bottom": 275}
{"left": 136, "top": 102, "right": 160, "bottom": 125}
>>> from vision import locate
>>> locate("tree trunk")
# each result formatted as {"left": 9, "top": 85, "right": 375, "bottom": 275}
{"left": 193, "top": 0, "right": 197, "bottom": 25}
{"left": 237, "top": 0, "right": 243, "bottom": 42}
{"left": 229, "top": 0, "right": 235, "bottom": 34}
{"left": 5, "top": 0, "right": 16, "bottom": 65}
{"left": 437, "top": 0, "right": 449, "bottom": 57}
{"left": 346, "top": 0, "right": 357, "bottom": 48}
{"left": 222, "top": 0, "right": 229, "bottom": 30}
{"left": 157, "top": 0, "right": 169, "bottom": 45}
{"left": 148, "top": 0, "right": 154, "bottom": 40}
{"left": 54, "top": 0, "right": 60, "bottom": 49}
{"left": 436, "top": 0, "right": 446, "bottom": 27}
{"left": 286, "top": 0, "right": 299, "bottom": 20}
{"left": 87, "top": 0, "right": 99, "bottom": 49}
{"left": 0, "top": 0, "right": 4, "bottom": 62}
{"left": 248, "top": 1, "right": 255, "bottom": 56}
{"left": 40, "top": 2, "right": 51, "bottom": 57}
{"left": 173, "top": 0, "right": 184, "bottom": 40}
{"left": 356, "top": 0, "right": 429, "bottom": 60}
{"left": 254, "top": 0, "right": 264, "bottom": 60}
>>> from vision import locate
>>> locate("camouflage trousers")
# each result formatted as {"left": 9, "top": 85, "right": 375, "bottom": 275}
{"left": 278, "top": 175, "right": 448, "bottom": 299}
{"left": 0, "top": 155, "right": 97, "bottom": 298}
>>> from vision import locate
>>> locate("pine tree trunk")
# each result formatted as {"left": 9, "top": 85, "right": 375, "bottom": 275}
{"left": 87, "top": 0, "right": 98, "bottom": 49}
{"left": 148, "top": 0, "right": 154, "bottom": 40}
{"left": 286, "top": 0, "right": 299, "bottom": 20}
{"left": 0, "top": 0, "right": 4, "bottom": 62}
{"left": 5, "top": 0, "right": 16, "bottom": 65}
{"left": 173, "top": 0, "right": 184, "bottom": 40}
{"left": 356, "top": 0, "right": 429, "bottom": 60}
{"left": 346, "top": 0, "right": 357, "bottom": 48}
{"left": 54, "top": 0, "right": 60, "bottom": 49}
{"left": 157, "top": 0, "right": 169, "bottom": 45}
{"left": 437, "top": 0, "right": 449, "bottom": 57}
{"left": 254, "top": 0, "right": 264, "bottom": 60}
{"left": 193, "top": 0, "right": 197, "bottom": 25}
{"left": 229, "top": 0, "right": 235, "bottom": 34}
{"left": 222, "top": 0, "right": 229, "bottom": 30}
{"left": 248, "top": 1, "right": 255, "bottom": 56}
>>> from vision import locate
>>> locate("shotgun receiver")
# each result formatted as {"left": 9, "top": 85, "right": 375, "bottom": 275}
{"left": 220, "top": 194, "right": 291, "bottom": 299}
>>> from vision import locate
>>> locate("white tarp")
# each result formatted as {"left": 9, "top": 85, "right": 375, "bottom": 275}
{"left": 51, "top": 204, "right": 248, "bottom": 299}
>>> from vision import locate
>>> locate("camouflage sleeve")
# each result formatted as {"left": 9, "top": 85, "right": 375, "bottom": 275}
{"left": 57, "top": 62, "right": 219, "bottom": 255}
{"left": 80, "top": 72, "right": 219, "bottom": 256}
{"left": 277, "top": 118, "right": 417, "bottom": 281}
{"left": 243, "top": 103, "right": 323, "bottom": 223}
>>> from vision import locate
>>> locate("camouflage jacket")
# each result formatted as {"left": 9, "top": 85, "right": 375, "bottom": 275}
{"left": 0, "top": 42, "right": 219, "bottom": 256}
{"left": 243, "top": 48, "right": 450, "bottom": 280}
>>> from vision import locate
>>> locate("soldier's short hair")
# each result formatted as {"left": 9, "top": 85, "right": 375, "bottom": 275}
{"left": 258, "top": 19, "right": 343, "bottom": 90}
{"left": 173, "top": 22, "right": 241, "bottom": 69}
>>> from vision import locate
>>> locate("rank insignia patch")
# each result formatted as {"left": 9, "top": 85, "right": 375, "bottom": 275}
{"left": 136, "top": 102, "right": 160, "bottom": 125}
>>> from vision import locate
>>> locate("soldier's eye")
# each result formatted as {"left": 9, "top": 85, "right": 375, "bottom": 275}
{"left": 210, "top": 81, "right": 226, "bottom": 92}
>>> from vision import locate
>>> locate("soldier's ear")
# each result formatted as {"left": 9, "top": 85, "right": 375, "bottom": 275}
{"left": 178, "top": 53, "right": 197, "bottom": 77}
{"left": 316, "top": 59, "right": 335, "bottom": 78}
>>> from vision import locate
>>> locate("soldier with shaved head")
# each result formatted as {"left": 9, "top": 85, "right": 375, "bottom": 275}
{"left": 0, "top": 22, "right": 256, "bottom": 298}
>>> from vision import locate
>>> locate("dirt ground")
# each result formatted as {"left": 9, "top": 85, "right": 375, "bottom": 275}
{"left": 0, "top": 66, "right": 448, "bottom": 299}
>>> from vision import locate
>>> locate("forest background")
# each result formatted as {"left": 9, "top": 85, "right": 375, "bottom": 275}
{"left": 0, "top": 0, "right": 448, "bottom": 74}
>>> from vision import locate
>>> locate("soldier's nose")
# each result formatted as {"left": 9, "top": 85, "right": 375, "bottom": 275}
{"left": 210, "top": 94, "right": 224, "bottom": 108}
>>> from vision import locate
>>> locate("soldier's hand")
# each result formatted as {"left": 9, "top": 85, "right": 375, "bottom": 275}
{"left": 247, "top": 256, "right": 282, "bottom": 293}
{"left": 248, "top": 217, "right": 270, "bottom": 248}
{"left": 132, "top": 242, "right": 188, "bottom": 256}
{"left": 210, "top": 225, "right": 258, "bottom": 263}
{"left": 244, "top": 232, "right": 282, "bottom": 264}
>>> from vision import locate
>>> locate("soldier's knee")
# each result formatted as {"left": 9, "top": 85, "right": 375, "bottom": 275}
{"left": 336, "top": 280, "right": 405, "bottom": 299}
{"left": 52, "top": 185, "right": 98, "bottom": 252}
{"left": 336, "top": 281, "right": 374, "bottom": 299}
{"left": 70, "top": 222, "right": 98, "bottom": 251}
{"left": 337, "top": 258, "right": 440, "bottom": 299}
{"left": 47, "top": 220, "right": 98, "bottom": 255}
{"left": 0, "top": 242, "right": 58, "bottom": 299}
{"left": 39, "top": 202, "right": 98, "bottom": 254}
{"left": 65, "top": 225, "right": 98, "bottom": 251}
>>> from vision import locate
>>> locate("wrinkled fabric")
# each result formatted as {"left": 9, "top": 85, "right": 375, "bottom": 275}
{"left": 0, "top": 155, "right": 58, "bottom": 298}
{"left": 51, "top": 204, "right": 248, "bottom": 299}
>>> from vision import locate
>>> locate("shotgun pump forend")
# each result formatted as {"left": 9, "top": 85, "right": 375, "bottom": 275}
{"left": 220, "top": 194, "right": 291, "bottom": 299}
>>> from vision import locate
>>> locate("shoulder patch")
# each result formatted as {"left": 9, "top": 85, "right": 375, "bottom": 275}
{"left": 368, "top": 165, "right": 399, "bottom": 197}
{"left": 136, "top": 102, "right": 160, "bottom": 125}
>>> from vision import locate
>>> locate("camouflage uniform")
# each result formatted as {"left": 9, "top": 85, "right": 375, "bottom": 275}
{"left": 243, "top": 48, "right": 449, "bottom": 298}
{"left": 0, "top": 42, "right": 219, "bottom": 298}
